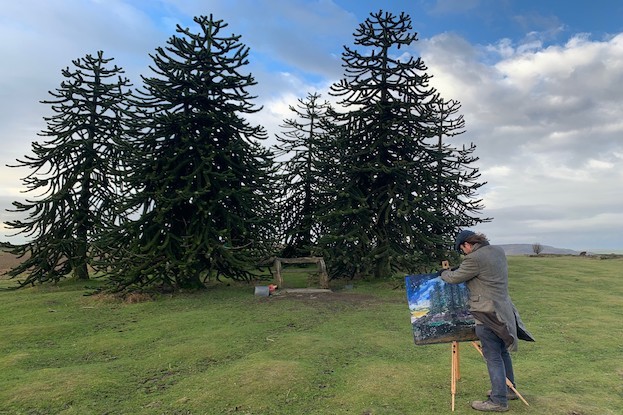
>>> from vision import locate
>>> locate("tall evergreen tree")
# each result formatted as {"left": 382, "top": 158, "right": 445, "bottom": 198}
{"left": 3, "top": 51, "right": 132, "bottom": 285}
{"left": 273, "top": 92, "right": 334, "bottom": 257}
{"left": 430, "top": 99, "right": 488, "bottom": 261}
{"left": 319, "top": 11, "right": 486, "bottom": 279}
{"left": 100, "top": 15, "right": 275, "bottom": 291}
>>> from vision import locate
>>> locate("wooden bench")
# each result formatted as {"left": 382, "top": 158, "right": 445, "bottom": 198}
{"left": 272, "top": 257, "right": 329, "bottom": 289}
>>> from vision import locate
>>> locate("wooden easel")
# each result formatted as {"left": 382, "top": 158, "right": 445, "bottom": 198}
{"left": 451, "top": 341, "right": 459, "bottom": 411}
{"left": 449, "top": 341, "right": 530, "bottom": 411}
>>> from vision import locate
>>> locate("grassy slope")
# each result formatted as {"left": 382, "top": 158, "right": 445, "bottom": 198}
{"left": 0, "top": 256, "right": 621, "bottom": 414}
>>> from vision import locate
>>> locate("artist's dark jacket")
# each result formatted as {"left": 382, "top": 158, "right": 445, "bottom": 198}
{"left": 441, "top": 242, "right": 535, "bottom": 351}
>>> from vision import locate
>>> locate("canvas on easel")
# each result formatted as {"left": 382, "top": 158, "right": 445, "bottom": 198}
{"left": 405, "top": 273, "right": 478, "bottom": 345}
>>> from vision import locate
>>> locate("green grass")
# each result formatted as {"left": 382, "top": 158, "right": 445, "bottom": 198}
{"left": 1, "top": 256, "right": 622, "bottom": 414}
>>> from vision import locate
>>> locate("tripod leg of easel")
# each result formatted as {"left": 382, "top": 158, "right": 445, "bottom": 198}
{"left": 470, "top": 341, "right": 530, "bottom": 406}
{"left": 451, "top": 341, "right": 459, "bottom": 411}
{"left": 456, "top": 340, "right": 460, "bottom": 379}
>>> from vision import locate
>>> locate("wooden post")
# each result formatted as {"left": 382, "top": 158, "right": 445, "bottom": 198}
{"left": 317, "top": 257, "right": 329, "bottom": 289}
{"left": 274, "top": 258, "right": 283, "bottom": 288}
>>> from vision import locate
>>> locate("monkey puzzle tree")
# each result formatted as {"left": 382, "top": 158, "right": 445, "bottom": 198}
{"left": 100, "top": 15, "right": 275, "bottom": 291}
{"left": 273, "top": 92, "right": 335, "bottom": 257}
{"left": 3, "top": 51, "right": 132, "bottom": 285}
{"left": 319, "top": 11, "right": 487, "bottom": 279}
{"left": 429, "top": 98, "right": 488, "bottom": 262}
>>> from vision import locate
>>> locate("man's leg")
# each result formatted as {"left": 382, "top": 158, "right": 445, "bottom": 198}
{"left": 476, "top": 324, "right": 508, "bottom": 406}
{"left": 501, "top": 346, "right": 515, "bottom": 388}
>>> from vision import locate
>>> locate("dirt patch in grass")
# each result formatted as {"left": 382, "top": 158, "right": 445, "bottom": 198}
{"left": 265, "top": 289, "right": 394, "bottom": 306}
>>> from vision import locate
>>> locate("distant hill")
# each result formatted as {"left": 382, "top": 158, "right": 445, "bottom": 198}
{"left": 498, "top": 244, "right": 582, "bottom": 256}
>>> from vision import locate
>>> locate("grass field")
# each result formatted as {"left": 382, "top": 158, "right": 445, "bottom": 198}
{"left": 0, "top": 255, "right": 621, "bottom": 414}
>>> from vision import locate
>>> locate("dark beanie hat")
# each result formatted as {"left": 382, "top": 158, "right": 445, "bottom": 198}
{"left": 454, "top": 230, "right": 476, "bottom": 252}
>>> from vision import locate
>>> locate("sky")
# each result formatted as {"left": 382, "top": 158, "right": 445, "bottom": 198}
{"left": 1, "top": 0, "right": 622, "bottom": 252}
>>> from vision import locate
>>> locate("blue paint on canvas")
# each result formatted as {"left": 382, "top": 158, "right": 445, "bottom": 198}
{"left": 405, "top": 273, "right": 477, "bottom": 345}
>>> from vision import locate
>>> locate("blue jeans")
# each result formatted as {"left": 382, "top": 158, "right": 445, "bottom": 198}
{"left": 476, "top": 324, "right": 515, "bottom": 405}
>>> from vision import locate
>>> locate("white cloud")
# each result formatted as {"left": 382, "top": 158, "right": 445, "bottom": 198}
{"left": 586, "top": 159, "right": 614, "bottom": 170}
{"left": 419, "top": 31, "right": 623, "bottom": 249}
{"left": 481, "top": 165, "right": 512, "bottom": 178}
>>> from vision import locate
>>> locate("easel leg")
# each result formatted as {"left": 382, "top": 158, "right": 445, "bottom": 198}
{"left": 471, "top": 341, "right": 530, "bottom": 406}
{"left": 456, "top": 340, "right": 461, "bottom": 379}
{"left": 451, "top": 341, "right": 459, "bottom": 411}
